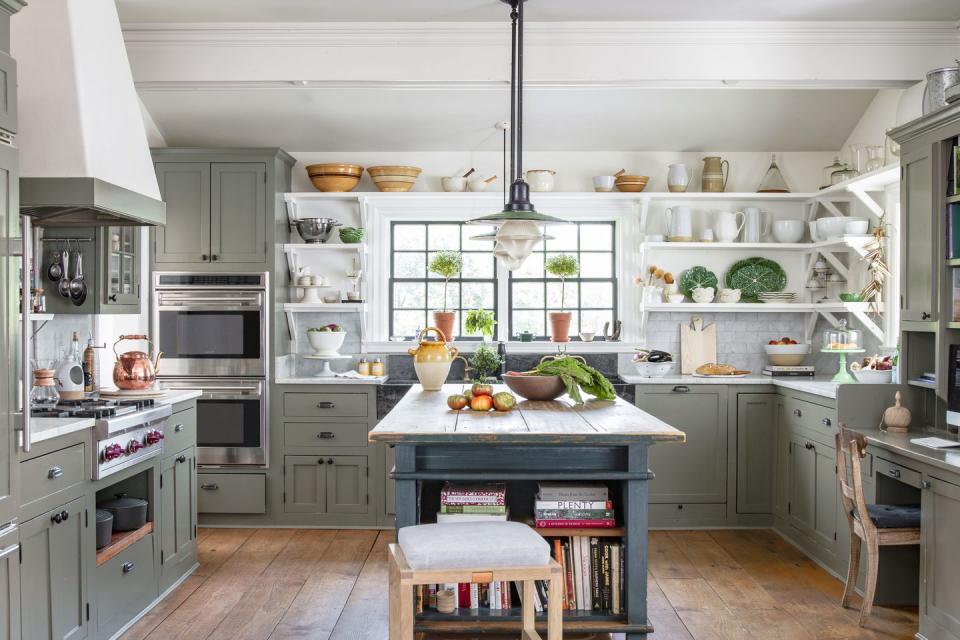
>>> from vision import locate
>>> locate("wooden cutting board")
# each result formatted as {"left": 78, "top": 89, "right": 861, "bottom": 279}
{"left": 680, "top": 316, "right": 717, "bottom": 374}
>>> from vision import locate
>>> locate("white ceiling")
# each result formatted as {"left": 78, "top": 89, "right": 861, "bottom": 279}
{"left": 116, "top": 0, "right": 960, "bottom": 23}
{"left": 138, "top": 86, "right": 876, "bottom": 151}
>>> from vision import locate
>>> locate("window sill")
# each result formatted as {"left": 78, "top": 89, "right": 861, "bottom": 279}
{"left": 362, "top": 340, "right": 641, "bottom": 354}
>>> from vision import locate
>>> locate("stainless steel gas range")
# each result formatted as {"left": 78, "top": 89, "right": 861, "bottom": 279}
{"left": 33, "top": 399, "right": 172, "bottom": 480}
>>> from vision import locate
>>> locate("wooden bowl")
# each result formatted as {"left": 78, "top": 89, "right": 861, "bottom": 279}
{"left": 502, "top": 373, "right": 566, "bottom": 401}
{"left": 370, "top": 174, "right": 418, "bottom": 192}
{"left": 308, "top": 174, "right": 361, "bottom": 192}
{"left": 615, "top": 175, "right": 649, "bottom": 193}
{"left": 306, "top": 163, "right": 363, "bottom": 177}
{"left": 367, "top": 165, "right": 422, "bottom": 178}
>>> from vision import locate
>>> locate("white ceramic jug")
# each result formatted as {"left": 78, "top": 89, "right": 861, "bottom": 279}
{"left": 741, "top": 207, "right": 771, "bottom": 242}
{"left": 713, "top": 211, "right": 744, "bottom": 243}
{"left": 664, "top": 206, "right": 693, "bottom": 242}
{"left": 667, "top": 163, "right": 690, "bottom": 192}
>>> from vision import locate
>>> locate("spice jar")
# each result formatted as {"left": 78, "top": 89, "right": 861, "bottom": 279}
{"left": 357, "top": 358, "right": 370, "bottom": 376}
{"left": 370, "top": 358, "right": 385, "bottom": 377}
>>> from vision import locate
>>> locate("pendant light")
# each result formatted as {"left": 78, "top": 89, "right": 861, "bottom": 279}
{"left": 468, "top": 0, "right": 567, "bottom": 267}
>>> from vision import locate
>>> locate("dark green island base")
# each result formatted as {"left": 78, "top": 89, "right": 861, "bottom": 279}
{"left": 369, "top": 383, "right": 685, "bottom": 639}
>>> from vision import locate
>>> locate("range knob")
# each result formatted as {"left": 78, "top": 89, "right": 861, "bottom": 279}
{"left": 145, "top": 430, "right": 163, "bottom": 445}
{"left": 127, "top": 439, "right": 143, "bottom": 454}
{"left": 103, "top": 443, "right": 124, "bottom": 461}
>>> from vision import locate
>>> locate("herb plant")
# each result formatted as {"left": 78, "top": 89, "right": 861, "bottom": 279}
{"left": 469, "top": 345, "right": 503, "bottom": 381}
{"left": 525, "top": 355, "right": 615, "bottom": 404}
{"left": 464, "top": 309, "right": 497, "bottom": 340}
{"left": 544, "top": 254, "right": 579, "bottom": 311}
{"left": 428, "top": 250, "right": 463, "bottom": 313}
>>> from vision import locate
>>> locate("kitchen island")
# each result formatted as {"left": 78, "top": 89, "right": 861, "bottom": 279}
{"left": 369, "top": 383, "right": 685, "bottom": 639}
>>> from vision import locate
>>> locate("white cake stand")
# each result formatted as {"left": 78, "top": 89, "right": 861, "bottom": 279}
{"left": 303, "top": 353, "right": 351, "bottom": 378}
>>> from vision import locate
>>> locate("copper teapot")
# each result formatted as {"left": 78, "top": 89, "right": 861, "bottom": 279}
{"left": 112, "top": 335, "right": 162, "bottom": 390}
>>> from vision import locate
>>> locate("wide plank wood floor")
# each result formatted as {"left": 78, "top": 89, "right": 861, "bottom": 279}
{"left": 122, "top": 528, "right": 917, "bottom": 640}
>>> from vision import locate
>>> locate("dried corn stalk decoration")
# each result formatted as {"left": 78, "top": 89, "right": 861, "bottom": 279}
{"left": 859, "top": 219, "right": 889, "bottom": 314}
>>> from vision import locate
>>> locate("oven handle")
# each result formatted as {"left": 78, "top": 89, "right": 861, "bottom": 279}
{"left": 157, "top": 294, "right": 262, "bottom": 303}
{"left": 155, "top": 304, "right": 262, "bottom": 313}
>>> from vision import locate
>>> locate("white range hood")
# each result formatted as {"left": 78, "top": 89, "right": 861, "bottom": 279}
{"left": 12, "top": 0, "right": 165, "bottom": 226}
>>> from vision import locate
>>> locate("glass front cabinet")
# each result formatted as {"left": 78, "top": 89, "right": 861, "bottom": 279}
{"left": 100, "top": 225, "right": 141, "bottom": 312}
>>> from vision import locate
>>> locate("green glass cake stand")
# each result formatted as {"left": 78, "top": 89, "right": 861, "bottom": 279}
{"left": 820, "top": 348, "right": 865, "bottom": 383}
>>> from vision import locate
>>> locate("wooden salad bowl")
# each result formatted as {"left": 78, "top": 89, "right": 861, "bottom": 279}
{"left": 502, "top": 373, "right": 566, "bottom": 401}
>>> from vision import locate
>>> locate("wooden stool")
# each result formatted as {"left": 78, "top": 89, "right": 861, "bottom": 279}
{"left": 389, "top": 521, "right": 563, "bottom": 640}
{"left": 836, "top": 424, "right": 921, "bottom": 626}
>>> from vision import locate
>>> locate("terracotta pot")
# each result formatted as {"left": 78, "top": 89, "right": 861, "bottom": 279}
{"left": 432, "top": 311, "right": 456, "bottom": 342}
{"left": 549, "top": 312, "right": 572, "bottom": 343}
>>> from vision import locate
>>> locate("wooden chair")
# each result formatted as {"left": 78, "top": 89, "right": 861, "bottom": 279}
{"left": 836, "top": 423, "right": 920, "bottom": 626}
{"left": 388, "top": 521, "right": 563, "bottom": 640}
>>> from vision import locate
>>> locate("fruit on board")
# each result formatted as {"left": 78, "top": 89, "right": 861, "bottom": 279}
{"left": 447, "top": 394, "right": 468, "bottom": 410}
{"left": 492, "top": 392, "right": 517, "bottom": 412}
{"left": 471, "top": 383, "right": 493, "bottom": 397}
{"left": 470, "top": 394, "right": 494, "bottom": 411}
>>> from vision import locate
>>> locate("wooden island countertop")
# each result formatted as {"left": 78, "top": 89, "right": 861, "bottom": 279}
{"left": 368, "top": 384, "right": 686, "bottom": 446}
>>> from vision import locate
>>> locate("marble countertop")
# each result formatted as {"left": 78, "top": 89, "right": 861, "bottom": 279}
{"left": 617, "top": 374, "right": 843, "bottom": 399}
{"left": 858, "top": 428, "right": 960, "bottom": 476}
{"left": 153, "top": 389, "right": 203, "bottom": 404}
{"left": 275, "top": 376, "right": 389, "bottom": 385}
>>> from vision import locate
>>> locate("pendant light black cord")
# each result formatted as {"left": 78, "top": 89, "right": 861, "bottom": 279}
{"left": 516, "top": 0, "right": 523, "bottom": 183}
{"left": 509, "top": 3, "right": 518, "bottom": 185}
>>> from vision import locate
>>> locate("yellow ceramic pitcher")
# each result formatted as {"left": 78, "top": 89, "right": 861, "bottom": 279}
{"left": 408, "top": 327, "right": 459, "bottom": 391}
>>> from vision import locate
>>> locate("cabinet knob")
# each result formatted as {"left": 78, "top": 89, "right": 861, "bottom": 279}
{"left": 317, "top": 432, "right": 335, "bottom": 439}
{"left": 793, "top": 409, "right": 802, "bottom": 417}
{"left": 61, "top": 510, "right": 69, "bottom": 521}
{"left": 51, "top": 513, "right": 62, "bottom": 524}
{"left": 317, "top": 459, "right": 325, "bottom": 464}
{"left": 822, "top": 418, "right": 832, "bottom": 426}
{"left": 201, "top": 254, "right": 209, "bottom": 261}
{"left": 317, "top": 401, "right": 335, "bottom": 409}
{"left": 174, "top": 424, "right": 184, "bottom": 433}
{"left": 176, "top": 455, "right": 187, "bottom": 464}
{"left": 122, "top": 562, "right": 135, "bottom": 574}
{"left": 47, "top": 466, "right": 63, "bottom": 479}
{"left": 921, "top": 312, "right": 932, "bottom": 320}
{"left": 672, "top": 386, "right": 690, "bottom": 393}
{"left": 108, "top": 294, "right": 118, "bottom": 302}
{"left": 922, "top": 480, "right": 932, "bottom": 490}
{"left": 327, "top": 458, "right": 334, "bottom": 465}
{"left": 211, "top": 254, "right": 219, "bottom": 261}
{"left": 200, "top": 483, "right": 219, "bottom": 490}
{"left": 805, "top": 442, "right": 815, "bottom": 450}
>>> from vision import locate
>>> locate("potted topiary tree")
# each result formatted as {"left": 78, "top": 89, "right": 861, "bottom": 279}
{"left": 464, "top": 309, "right": 497, "bottom": 342}
{"left": 545, "top": 254, "right": 579, "bottom": 342}
{"left": 428, "top": 250, "right": 463, "bottom": 342}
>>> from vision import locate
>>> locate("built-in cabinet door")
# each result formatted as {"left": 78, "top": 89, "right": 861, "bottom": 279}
{"left": 813, "top": 445, "right": 838, "bottom": 549}
{"left": 384, "top": 446, "right": 395, "bottom": 517}
{"left": 159, "top": 448, "right": 196, "bottom": 588}
{"left": 20, "top": 496, "right": 88, "bottom": 640}
{"left": 921, "top": 474, "right": 960, "bottom": 638}
{"left": 209, "top": 163, "right": 266, "bottom": 264}
{"left": 0, "top": 526, "right": 20, "bottom": 640}
{"left": 0, "top": 52, "right": 17, "bottom": 135}
{"left": 900, "top": 146, "right": 937, "bottom": 325}
{"left": 788, "top": 434, "right": 817, "bottom": 535}
{"left": 0, "top": 143, "right": 17, "bottom": 528}
{"left": 773, "top": 400, "right": 790, "bottom": 519}
{"left": 326, "top": 456, "right": 368, "bottom": 514}
{"left": 736, "top": 394, "right": 776, "bottom": 514}
{"left": 154, "top": 162, "right": 211, "bottom": 264}
{"left": 284, "top": 456, "right": 327, "bottom": 514}
{"left": 636, "top": 385, "right": 727, "bottom": 503}
{"left": 98, "top": 226, "right": 141, "bottom": 313}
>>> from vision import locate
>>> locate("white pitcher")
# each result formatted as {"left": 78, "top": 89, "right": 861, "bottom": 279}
{"left": 741, "top": 207, "right": 771, "bottom": 242}
{"left": 664, "top": 206, "right": 693, "bottom": 242}
{"left": 713, "top": 211, "right": 744, "bottom": 243}
{"left": 667, "top": 163, "right": 689, "bottom": 193}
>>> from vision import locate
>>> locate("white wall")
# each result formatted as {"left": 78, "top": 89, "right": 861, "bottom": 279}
{"left": 840, "top": 88, "right": 904, "bottom": 153}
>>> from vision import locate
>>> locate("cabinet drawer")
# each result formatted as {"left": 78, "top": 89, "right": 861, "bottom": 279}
{"left": 197, "top": 473, "right": 266, "bottom": 514}
{"left": 783, "top": 397, "right": 836, "bottom": 438}
{"left": 649, "top": 503, "right": 727, "bottom": 528}
{"left": 96, "top": 533, "right": 157, "bottom": 638}
{"left": 20, "top": 444, "right": 85, "bottom": 510}
{"left": 163, "top": 406, "right": 197, "bottom": 456}
{"left": 283, "top": 392, "right": 367, "bottom": 418}
{"left": 284, "top": 422, "right": 368, "bottom": 448}
{"left": 875, "top": 457, "right": 922, "bottom": 489}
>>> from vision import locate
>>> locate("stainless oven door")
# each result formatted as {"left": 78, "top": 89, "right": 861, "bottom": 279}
{"left": 153, "top": 289, "right": 267, "bottom": 377}
{"left": 160, "top": 378, "right": 268, "bottom": 467}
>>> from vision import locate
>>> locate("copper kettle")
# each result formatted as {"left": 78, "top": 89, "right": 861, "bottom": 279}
{"left": 112, "top": 335, "right": 162, "bottom": 390}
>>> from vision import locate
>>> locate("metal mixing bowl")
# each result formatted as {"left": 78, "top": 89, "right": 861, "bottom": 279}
{"left": 295, "top": 217, "right": 341, "bottom": 243}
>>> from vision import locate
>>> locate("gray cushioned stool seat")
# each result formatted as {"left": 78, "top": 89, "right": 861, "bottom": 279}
{"left": 398, "top": 521, "right": 551, "bottom": 570}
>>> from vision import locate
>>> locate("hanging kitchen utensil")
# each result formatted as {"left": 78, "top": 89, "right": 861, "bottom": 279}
{"left": 680, "top": 316, "right": 717, "bottom": 374}
{"left": 69, "top": 250, "right": 86, "bottom": 306}
{"left": 47, "top": 242, "right": 63, "bottom": 282}
{"left": 57, "top": 247, "right": 71, "bottom": 297}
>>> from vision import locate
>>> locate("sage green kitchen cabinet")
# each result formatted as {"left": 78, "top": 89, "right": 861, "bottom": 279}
{"left": 153, "top": 162, "right": 210, "bottom": 265}
{"left": 20, "top": 496, "right": 89, "bottom": 640}
{"left": 283, "top": 455, "right": 369, "bottom": 515}
{"left": 786, "top": 433, "right": 837, "bottom": 548}
{"left": 921, "top": 473, "right": 960, "bottom": 639}
{"left": 384, "top": 446, "right": 396, "bottom": 517}
{"left": 773, "top": 399, "right": 790, "bottom": 519}
{"left": 0, "top": 52, "right": 16, "bottom": 135}
{"left": 0, "top": 143, "right": 15, "bottom": 529}
{"left": 97, "top": 226, "right": 141, "bottom": 313}
{"left": 0, "top": 525, "right": 20, "bottom": 640}
{"left": 736, "top": 394, "right": 776, "bottom": 514}
{"left": 158, "top": 448, "right": 196, "bottom": 593}
{"left": 635, "top": 385, "right": 727, "bottom": 504}
{"left": 899, "top": 145, "right": 937, "bottom": 326}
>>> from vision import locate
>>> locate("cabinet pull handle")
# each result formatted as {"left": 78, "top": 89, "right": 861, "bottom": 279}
{"left": 108, "top": 294, "right": 118, "bottom": 302}
{"left": 318, "top": 459, "right": 325, "bottom": 464}
{"left": 793, "top": 409, "right": 802, "bottom": 417}
{"left": 175, "top": 424, "right": 185, "bottom": 433}
{"left": 921, "top": 312, "right": 932, "bottom": 320}
{"left": 200, "top": 483, "right": 219, "bottom": 490}
{"left": 47, "top": 466, "right": 63, "bottom": 479}
{"left": 122, "top": 562, "right": 135, "bottom": 574}
{"left": 821, "top": 418, "right": 832, "bottom": 426}
{"left": 317, "top": 432, "right": 335, "bottom": 439}
{"left": 922, "top": 480, "right": 931, "bottom": 490}
{"left": 888, "top": 468, "right": 901, "bottom": 478}
{"left": 805, "top": 442, "right": 815, "bottom": 450}
{"left": 176, "top": 455, "right": 187, "bottom": 464}
{"left": 327, "top": 458, "right": 334, "bottom": 465}
{"left": 672, "top": 386, "right": 690, "bottom": 393}
{"left": 317, "top": 401, "right": 335, "bottom": 409}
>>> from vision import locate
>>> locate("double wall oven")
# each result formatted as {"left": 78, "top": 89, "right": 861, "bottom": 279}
{"left": 153, "top": 272, "right": 269, "bottom": 466}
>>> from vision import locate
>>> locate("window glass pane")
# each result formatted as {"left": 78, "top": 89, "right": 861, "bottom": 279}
{"left": 461, "top": 282, "right": 494, "bottom": 309}
{"left": 546, "top": 281, "right": 578, "bottom": 309}
{"left": 393, "top": 252, "right": 425, "bottom": 278}
{"left": 581, "top": 282, "right": 614, "bottom": 308}
{"left": 544, "top": 225, "right": 578, "bottom": 251}
{"left": 393, "top": 310, "right": 425, "bottom": 337}
{"left": 581, "top": 309, "right": 613, "bottom": 334}
{"left": 428, "top": 224, "right": 461, "bottom": 250}
{"left": 512, "top": 282, "right": 544, "bottom": 309}
{"left": 580, "top": 253, "right": 612, "bottom": 278}
{"left": 394, "top": 224, "right": 426, "bottom": 250}
{"left": 462, "top": 225, "right": 496, "bottom": 251}
{"left": 513, "top": 310, "right": 545, "bottom": 336}
{"left": 580, "top": 224, "right": 613, "bottom": 251}
{"left": 427, "top": 281, "right": 460, "bottom": 312}
{"left": 393, "top": 282, "right": 425, "bottom": 309}
{"left": 512, "top": 252, "right": 544, "bottom": 278}
{"left": 462, "top": 253, "right": 494, "bottom": 279}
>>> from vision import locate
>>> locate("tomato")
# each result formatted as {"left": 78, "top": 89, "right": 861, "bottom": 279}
{"left": 471, "top": 383, "right": 493, "bottom": 397}
{"left": 470, "top": 394, "right": 494, "bottom": 411}
{"left": 447, "top": 394, "right": 468, "bottom": 410}
{"left": 492, "top": 392, "right": 517, "bottom": 412}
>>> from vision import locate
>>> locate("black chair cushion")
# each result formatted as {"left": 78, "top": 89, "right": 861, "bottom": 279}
{"left": 852, "top": 503, "right": 921, "bottom": 529}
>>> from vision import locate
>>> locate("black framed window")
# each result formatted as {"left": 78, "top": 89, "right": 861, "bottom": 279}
{"left": 389, "top": 222, "right": 498, "bottom": 339}
{"left": 508, "top": 221, "right": 617, "bottom": 339}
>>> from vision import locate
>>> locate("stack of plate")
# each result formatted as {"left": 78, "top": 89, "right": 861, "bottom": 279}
{"left": 367, "top": 165, "right": 422, "bottom": 192}
{"left": 757, "top": 292, "right": 796, "bottom": 303}
{"left": 305, "top": 163, "right": 363, "bottom": 192}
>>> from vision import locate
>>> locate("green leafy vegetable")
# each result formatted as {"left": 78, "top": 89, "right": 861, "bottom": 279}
{"left": 527, "top": 356, "right": 616, "bottom": 404}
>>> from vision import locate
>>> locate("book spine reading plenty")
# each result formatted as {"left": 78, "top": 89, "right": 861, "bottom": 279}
{"left": 535, "top": 500, "right": 613, "bottom": 510}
